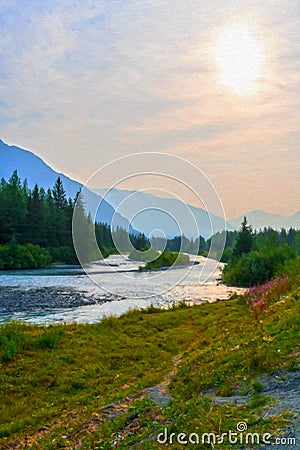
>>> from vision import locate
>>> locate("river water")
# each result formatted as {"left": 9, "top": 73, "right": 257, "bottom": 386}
{"left": 0, "top": 255, "right": 244, "bottom": 325}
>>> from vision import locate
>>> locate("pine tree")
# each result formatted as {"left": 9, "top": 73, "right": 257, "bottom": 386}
{"left": 52, "top": 177, "right": 68, "bottom": 245}
{"left": 44, "top": 188, "right": 57, "bottom": 246}
{"left": 1, "top": 171, "right": 27, "bottom": 242}
{"left": 233, "top": 216, "right": 253, "bottom": 257}
{"left": 72, "top": 190, "right": 101, "bottom": 263}
{"left": 52, "top": 177, "right": 67, "bottom": 210}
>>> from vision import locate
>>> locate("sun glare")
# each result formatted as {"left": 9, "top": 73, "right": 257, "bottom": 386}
{"left": 214, "top": 24, "right": 264, "bottom": 95}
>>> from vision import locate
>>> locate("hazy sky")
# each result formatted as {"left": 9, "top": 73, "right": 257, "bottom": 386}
{"left": 0, "top": 0, "right": 299, "bottom": 219}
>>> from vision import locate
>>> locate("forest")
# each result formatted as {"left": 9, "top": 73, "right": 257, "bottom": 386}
{"left": 0, "top": 170, "right": 206, "bottom": 269}
{"left": 0, "top": 171, "right": 146, "bottom": 269}
{"left": 0, "top": 171, "right": 299, "bottom": 286}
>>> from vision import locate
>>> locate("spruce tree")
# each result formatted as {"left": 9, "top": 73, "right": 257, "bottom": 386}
{"left": 233, "top": 216, "right": 253, "bottom": 257}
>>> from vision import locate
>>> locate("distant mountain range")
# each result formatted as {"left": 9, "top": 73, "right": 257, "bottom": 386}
{"left": 228, "top": 210, "right": 300, "bottom": 231}
{"left": 95, "top": 188, "right": 232, "bottom": 240}
{"left": 1, "top": 139, "right": 299, "bottom": 238}
{"left": 95, "top": 189, "right": 300, "bottom": 238}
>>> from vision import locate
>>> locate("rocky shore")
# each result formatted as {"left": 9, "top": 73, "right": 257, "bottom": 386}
{"left": 0, "top": 286, "right": 123, "bottom": 314}
{"left": 0, "top": 255, "right": 246, "bottom": 321}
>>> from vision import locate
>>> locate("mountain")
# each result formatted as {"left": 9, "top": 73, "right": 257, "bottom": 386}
{"left": 95, "top": 188, "right": 233, "bottom": 240}
{"left": 4, "top": 139, "right": 296, "bottom": 238}
{"left": 229, "top": 209, "right": 300, "bottom": 231}
{"left": 0, "top": 139, "right": 130, "bottom": 229}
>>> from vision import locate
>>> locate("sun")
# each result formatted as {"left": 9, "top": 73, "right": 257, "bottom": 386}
{"left": 214, "top": 24, "right": 264, "bottom": 95}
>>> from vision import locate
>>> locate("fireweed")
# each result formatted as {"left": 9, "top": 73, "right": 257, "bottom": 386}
{"left": 246, "top": 276, "right": 291, "bottom": 319}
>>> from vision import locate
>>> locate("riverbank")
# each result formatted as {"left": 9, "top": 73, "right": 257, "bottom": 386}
{"left": 0, "top": 279, "right": 245, "bottom": 323}
{"left": 0, "top": 255, "right": 245, "bottom": 324}
{"left": 0, "top": 277, "right": 299, "bottom": 449}
{"left": 0, "top": 286, "right": 123, "bottom": 314}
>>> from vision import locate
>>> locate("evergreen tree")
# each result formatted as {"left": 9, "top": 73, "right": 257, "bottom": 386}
{"left": 0, "top": 178, "right": 7, "bottom": 244}
{"left": 24, "top": 184, "right": 43, "bottom": 245}
{"left": 133, "top": 233, "right": 148, "bottom": 250}
{"left": 0, "top": 171, "right": 27, "bottom": 243}
{"left": 233, "top": 217, "right": 253, "bottom": 257}
{"left": 52, "top": 177, "right": 67, "bottom": 210}
{"left": 286, "top": 228, "right": 296, "bottom": 248}
{"left": 44, "top": 188, "right": 57, "bottom": 246}
{"left": 72, "top": 191, "right": 101, "bottom": 263}
{"left": 52, "top": 177, "right": 68, "bottom": 245}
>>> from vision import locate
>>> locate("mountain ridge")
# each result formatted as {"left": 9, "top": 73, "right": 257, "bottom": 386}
{"left": 1, "top": 139, "right": 298, "bottom": 237}
{"left": 228, "top": 209, "right": 300, "bottom": 231}
{"left": 95, "top": 188, "right": 231, "bottom": 240}
{"left": 0, "top": 139, "right": 130, "bottom": 230}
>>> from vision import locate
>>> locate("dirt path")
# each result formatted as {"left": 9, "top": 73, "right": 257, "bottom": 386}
{"left": 4, "top": 354, "right": 299, "bottom": 449}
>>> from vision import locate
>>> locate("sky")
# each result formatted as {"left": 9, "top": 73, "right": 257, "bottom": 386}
{"left": 0, "top": 0, "right": 299, "bottom": 219}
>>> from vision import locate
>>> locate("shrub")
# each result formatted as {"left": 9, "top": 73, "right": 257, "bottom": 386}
{"left": 0, "top": 242, "right": 51, "bottom": 270}
{"left": 0, "top": 336, "right": 17, "bottom": 363}
{"left": 276, "top": 256, "right": 300, "bottom": 280}
{"left": 35, "top": 328, "right": 64, "bottom": 349}
{"left": 223, "top": 244, "right": 296, "bottom": 287}
{"left": 0, "top": 322, "right": 64, "bottom": 363}
{"left": 144, "top": 251, "right": 190, "bottom": 270}
{"left": 245, "top": 275, "right": 292, "bottom": 318}
{"left": 0, "top": 322, "right": 28, "bottom": 362}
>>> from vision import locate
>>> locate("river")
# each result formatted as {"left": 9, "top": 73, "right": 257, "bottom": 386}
{"left": 0, "top": 255, "right": 245, "bottom": 325}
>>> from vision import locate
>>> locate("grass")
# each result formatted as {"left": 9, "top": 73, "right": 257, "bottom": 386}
{"left": 143, "top": 251, "right": 190, "bottom": 270}
{"left": 0, "top": 277, "right": 299, "bottom": 448}
{"left": 0, "top": 322, "right": 64, "bottom": 363}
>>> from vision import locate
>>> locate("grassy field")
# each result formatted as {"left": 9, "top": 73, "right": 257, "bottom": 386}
{"left": 0, "top": 276, "right": 299, "bottom": 449}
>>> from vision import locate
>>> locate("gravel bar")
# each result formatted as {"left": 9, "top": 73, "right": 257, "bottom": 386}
{"left": 0, "top": 286, "right": 124, "bottom": 313}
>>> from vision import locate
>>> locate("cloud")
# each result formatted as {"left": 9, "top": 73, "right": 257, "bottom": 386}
{"left": 0, "top": 0, "right": 299, "bottom": 216}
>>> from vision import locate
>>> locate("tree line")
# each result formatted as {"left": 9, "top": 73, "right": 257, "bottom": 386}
{"left": 1, "top": 171, "right": 299, "bottom": 283}
{"left": 0, "top": 171, "right": 145, "bottom": 269}
{"left": 221, "top": 217, "right": 300, "bottom": 286}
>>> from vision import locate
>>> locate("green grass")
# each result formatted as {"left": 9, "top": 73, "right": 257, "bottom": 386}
{"left": 0, "top": 307, "right": 197, "bottom": 445}
{"left": 0, "top": 322, "right": 64, "bottom": 363}
{"left": 0, "top": 278, "right": 299, "bottom": 448}
{"left": 143, "top": 251, "right": 190, "bottom": 270}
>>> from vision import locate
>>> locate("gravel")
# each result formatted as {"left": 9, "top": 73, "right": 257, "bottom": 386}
{"left": 0, "top": 286, "right": 123, "bottom": 313}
